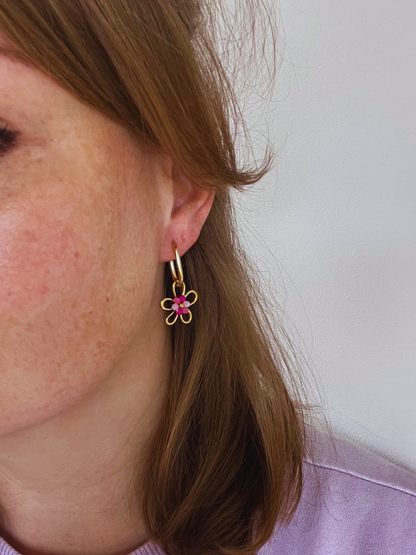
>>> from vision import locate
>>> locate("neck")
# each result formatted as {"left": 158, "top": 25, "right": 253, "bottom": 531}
{"left": 0, "top": 317, "right": 171, "bottom": 555}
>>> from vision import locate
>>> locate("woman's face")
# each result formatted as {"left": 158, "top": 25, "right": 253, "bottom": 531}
{"left": 0, "top": 38, "right": 176, "bottom": 435}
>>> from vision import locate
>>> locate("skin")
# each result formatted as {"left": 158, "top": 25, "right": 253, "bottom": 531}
{"left": 0, "top": 32, "right": 215, "bottom": 555}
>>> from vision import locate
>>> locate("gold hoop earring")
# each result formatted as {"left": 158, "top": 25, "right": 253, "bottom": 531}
{"left": 160, "top": 242, "right": 198, "bottom": 325}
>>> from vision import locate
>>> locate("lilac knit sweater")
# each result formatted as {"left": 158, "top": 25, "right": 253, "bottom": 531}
{"left": 0, "top": 426, "right": 415, "bottom": 555}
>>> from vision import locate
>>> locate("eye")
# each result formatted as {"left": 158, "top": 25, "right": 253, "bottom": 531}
{"left": 0, "top": 124, "right": 18, "bottom": 157}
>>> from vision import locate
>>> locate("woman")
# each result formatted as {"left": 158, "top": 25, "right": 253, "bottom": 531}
{"left": 0, "top": 1, "right": 414, "bottom": 554}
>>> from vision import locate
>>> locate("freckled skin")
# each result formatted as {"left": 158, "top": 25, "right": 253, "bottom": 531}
{"left": 0, "top": 30, "right": 215, "bottom": 554}
{"left": 0, "top": 35, "right": 172, "bottom": 554}
{"left": 0, "top": 92, "right": 163, "bottom": 433}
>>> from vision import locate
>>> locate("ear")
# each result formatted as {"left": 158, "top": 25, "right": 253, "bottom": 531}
{"left": 159, "top": 159, "right": 215, "bottom": 262}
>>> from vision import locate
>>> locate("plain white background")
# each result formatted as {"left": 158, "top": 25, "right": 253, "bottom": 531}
{"left": 232, "top": 0, "right": 416, "bottom": 473}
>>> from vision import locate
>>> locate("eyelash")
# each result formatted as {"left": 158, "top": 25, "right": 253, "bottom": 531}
{"left": 0, "top": 124, "right": 17, "bottom": 157}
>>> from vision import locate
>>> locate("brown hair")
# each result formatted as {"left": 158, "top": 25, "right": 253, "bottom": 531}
{"left": 0, "top": 1, "right": 328, "bottom": 553}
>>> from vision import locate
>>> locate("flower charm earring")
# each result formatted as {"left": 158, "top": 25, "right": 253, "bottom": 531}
{"left": 161, "top": 242, "right": 198, "bottom": 325}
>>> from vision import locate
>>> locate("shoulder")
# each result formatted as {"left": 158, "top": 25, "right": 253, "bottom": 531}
{"left": 260, "top": 425, "right": 416, "bottom": 555}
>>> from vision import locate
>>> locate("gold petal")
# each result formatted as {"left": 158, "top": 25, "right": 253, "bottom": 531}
{"left": 185, "top": 290, "right": 198, "bottom": 306}
{"left": 180, "top": 310, "right": 192, "bottom": 324}
{"left": 161, "top": 297, "right": 174, "bottom": 311}
{"left": 166, "top": 311, "right": 179, "bottom": 325}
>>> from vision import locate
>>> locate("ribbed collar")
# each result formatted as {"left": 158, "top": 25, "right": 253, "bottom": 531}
{"left": 0, "top": 537, "right": 166, "bottom": 555}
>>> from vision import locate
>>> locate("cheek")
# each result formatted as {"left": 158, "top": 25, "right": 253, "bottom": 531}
{"left": 0, "top": 208, "right": 141, "bottom": 433}
{"left": 0, "top": 215, "right": 91, "bottom": 311}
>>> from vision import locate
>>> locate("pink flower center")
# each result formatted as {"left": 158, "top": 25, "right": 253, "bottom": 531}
{"left": 172, "top": 294, "right": 190, "bottom": 315}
